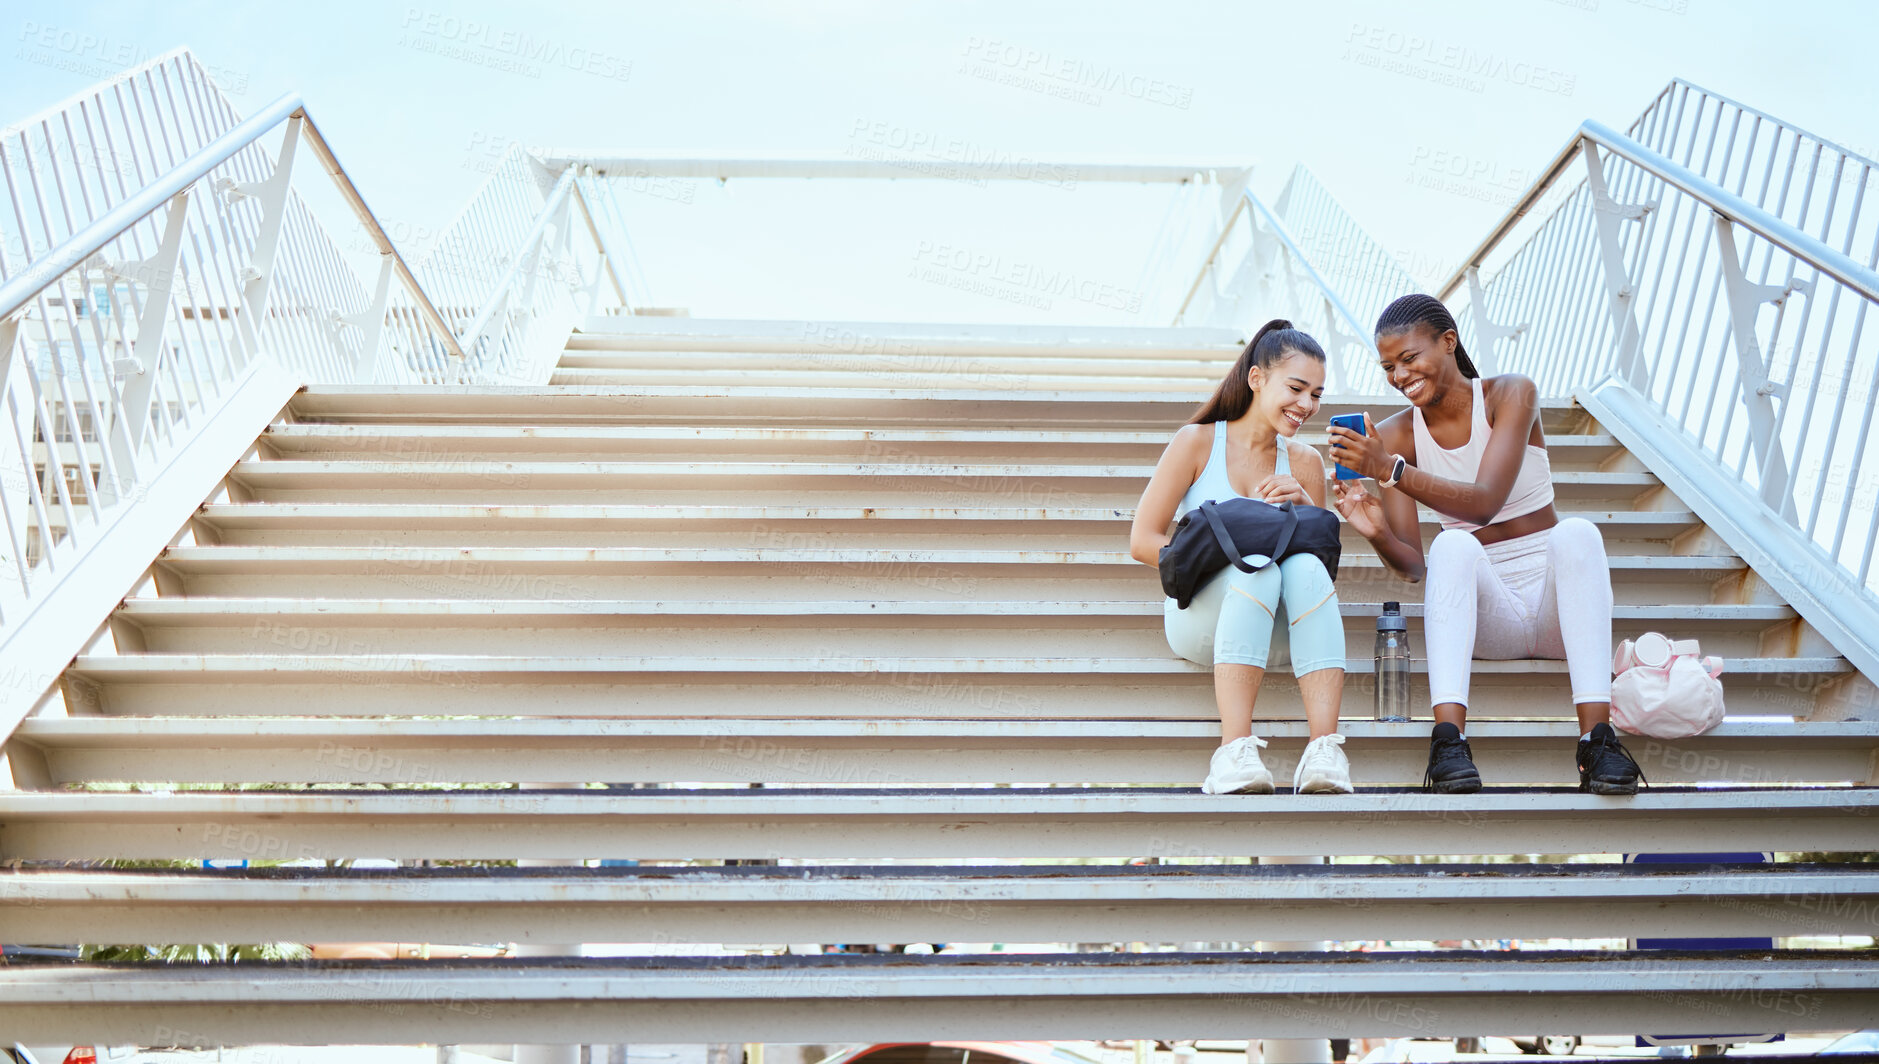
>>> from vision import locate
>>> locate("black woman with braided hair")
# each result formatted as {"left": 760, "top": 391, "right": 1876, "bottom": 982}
{"left": 1326, "top": 293, "right": 1642, "bottom": 795}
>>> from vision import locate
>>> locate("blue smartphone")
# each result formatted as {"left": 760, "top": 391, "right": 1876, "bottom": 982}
{"left": 1328, "top": 412, "right": 1367, "bottom": 480}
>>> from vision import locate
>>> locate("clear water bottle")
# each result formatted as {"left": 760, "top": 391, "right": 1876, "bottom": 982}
{"left": 1375, "top": 601, "right": 1411, "bottom": 722}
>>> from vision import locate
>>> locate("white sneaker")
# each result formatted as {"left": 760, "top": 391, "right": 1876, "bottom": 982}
{"left": 1294, "top": 733, "right": 1354, "bottom": 794}
{"left": 1202, "top": 736, "right": 1275, "bottom": 794}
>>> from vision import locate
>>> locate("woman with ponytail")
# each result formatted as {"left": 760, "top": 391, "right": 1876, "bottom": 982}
{"left": 1130, "top": 319, "right": 1353, "bottom": 795}
{"left": 1327, "top": 294, "right": 1640, "bottom": 795}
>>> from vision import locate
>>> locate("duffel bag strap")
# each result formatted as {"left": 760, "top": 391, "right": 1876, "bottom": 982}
{"left": 1201, "top": 499, "right": 1297, "bottom": 574}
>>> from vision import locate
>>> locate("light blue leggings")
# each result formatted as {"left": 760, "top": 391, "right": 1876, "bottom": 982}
{"left": 1163, "top": 553, "right": 1345, "bottom": 676}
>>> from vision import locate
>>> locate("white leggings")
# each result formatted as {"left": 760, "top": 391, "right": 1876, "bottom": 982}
{"left": 1424, "top": 517, "right": 1614, "bottom": 709}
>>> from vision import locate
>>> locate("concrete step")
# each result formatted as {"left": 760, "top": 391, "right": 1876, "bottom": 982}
{"left": 219, "top": 460, "right": 1660, "bottom": 508}
{"left": 3, "top": 949, "right": 1872, "bottom": 1044}
{"left": 110, "top": 597, "right": 1801, "bottom": 659}
{"left": 15, "top": 718, "right": 1871, "bottom": 787}
{"left": 187, "top": 504, "right": 1706, "bottom": 553}
{"left": 59, "top": 653, "right": 1847, "bottom": 719}
{"left": 0, "top": 787, "right": 1873, "bottom": 860}
{"left": 287, "top": 387, "right": 1595, "bottom": 433}
{"left": 147, "top": 546, "right": 1747, "bottom": 604}
{"left": 5, "top": 861, "right": 1875, "bottom": 945}
{"left": 256, "top": 423, "right": 1630, "bottom": 467}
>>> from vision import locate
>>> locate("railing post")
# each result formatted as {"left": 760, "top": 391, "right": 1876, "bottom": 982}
{"left": 1464, "top": 266, "right": 1525, "bottom": 378}
{"left": 222, "top": 115, "right": 304, "bottom": 358}
{"left": 571, "top": 175, "right": 631, "bottom": 312}
{"left": 1712, "top": 213, "right": 1799, "bottom": 521}
{"left": 0, "top": 314, "right": 30, "bottom": 604}
{"left": 341, "top": 253, "right": 396, "bottom": 384}
{"left": 506, "top": 216, "right": 557, "bottom": 368}
{"left": 1172, "top": 195, "right": 1248, "bottom": 327}
{"left": 1583, "top": 147, "right": 1652, "bottom": 393}
{"left": 569, "top": 183, "right": 612, "bottom": 317}
{"left": 1315, "top": 293, "right": 1354, "bottom": 394}
{"left": 113, "top": 187, "right": 194, "bottom": 472}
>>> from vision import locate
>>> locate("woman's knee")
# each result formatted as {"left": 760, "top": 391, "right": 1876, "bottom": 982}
{"left": 1428, "top": 528, "right": 1482, "bottom": 570}
{"left": 1548, "top": 516, "right": 1607, "bottom": 564}
{"left": 1425, "top": 529, "right": 1485, "bottom": 617}
{"left": 1221, "top": 561, "right": 1282, "bottom": 605}
{"left": 1276, "top": 552, "right": 1333, "bottom": 587}
{"left": 1278, "top": 558, "right": 1338, "bottom": 627}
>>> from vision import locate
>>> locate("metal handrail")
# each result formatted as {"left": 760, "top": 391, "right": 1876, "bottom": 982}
{"left": 1665, "top": 77, "right": 1879, "bottom": 173}
{"left": 1447, "top": 81, "right": 1879, "bottom": 624}
{"left": 0, "top": 92, "right": 466, "bottom": 360}
{"left": 1439, "top": 78, "right": 1879, "bottom": 304}
{"left": 457, "top": 168, "right": 578, "bottom": 357}
{"left": 296, "top": 114, "right": 466, "bottom": 360}
{"left": 1580, "top": 121, "right": 1879, "bottom": 303}
{"left": 1241, "top": 190, "right": 1374, "bottom": 351}
{"left": 1438, "top": 122, "right": 1879, "bottom": 306}
{"left": 1433, "top": 136, "right": 1586, "bottom": 302}
{"left": 0, "top": 93, "right": 298, "bottom": 319}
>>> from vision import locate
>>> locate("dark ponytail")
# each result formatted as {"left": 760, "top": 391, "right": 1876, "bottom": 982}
{"left": 1188, "top": 318, "right": 1327, "bottom": 424}
{"left": 1375, "top": 293, "right": 1478, "bottom": 379}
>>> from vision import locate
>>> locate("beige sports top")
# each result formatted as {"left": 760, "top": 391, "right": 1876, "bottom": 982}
{"left": 1409, "top": 377, "right": 1555, "bottom": 533}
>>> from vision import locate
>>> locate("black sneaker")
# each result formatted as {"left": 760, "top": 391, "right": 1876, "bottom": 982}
{"left": 1577, "top": 722, "right": 1645, "bottom": 795}
{"left": 1424, "top": 722, "right": 1482, "bottom": 793}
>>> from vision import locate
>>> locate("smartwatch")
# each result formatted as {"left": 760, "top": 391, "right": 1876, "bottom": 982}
{"left": 1379, "top": 454, "right": 1407, "bottom": 488}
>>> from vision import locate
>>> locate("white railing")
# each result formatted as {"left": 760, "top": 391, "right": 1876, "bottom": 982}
{"left": 0, "top": 49, "right": 631, "bottom": 724}
{"left": 1438, "top": 79, "right": 1879, "bottom": 676}
{"left": 1269, "top": 165, "right": 1427, "bottom": 353}
{"left": 414, "top": 149, "right": 632, "bottom": 383}
{"left": 1172, "top": 181, "right": 1394, "bottom": 396}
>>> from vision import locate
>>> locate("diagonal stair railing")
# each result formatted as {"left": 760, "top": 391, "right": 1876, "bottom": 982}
{"left": 0, "top": 49, "right": 629, "bottom": 732}
{"left": 1172, "top": 173, "right": 1402, "bottom": 397}
{"left": 1438, "top": 79, "right": 1879, "bottom": 684}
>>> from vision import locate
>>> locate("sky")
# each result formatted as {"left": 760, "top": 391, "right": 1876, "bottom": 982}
{"left": 3, "top": 0, "right": 1876, "bottom": 326}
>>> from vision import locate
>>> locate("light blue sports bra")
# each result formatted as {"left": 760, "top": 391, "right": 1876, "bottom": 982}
{"left": 1178, "top": 420, "right": 1291, "bottom": 515}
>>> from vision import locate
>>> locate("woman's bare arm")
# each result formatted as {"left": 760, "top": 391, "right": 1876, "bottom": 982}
{"left": 1367, "top": 414, "right": 1429, "bottom": 581}
{"left": 1329, "top": 375, "right": 1542, "bottom": 527}
{"left": 1129, "top": 424, "right": 1209, "bottom": 567}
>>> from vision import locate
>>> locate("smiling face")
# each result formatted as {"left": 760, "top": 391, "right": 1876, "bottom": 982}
{"left": 1376, "top": 322, "right": 1461, "bottom": 407}
{"left": 1246, "top": 349, "right": 1326, "bottom": 437}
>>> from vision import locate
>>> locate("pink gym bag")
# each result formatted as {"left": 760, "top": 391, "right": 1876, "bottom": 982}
{"left": 1610, "top": 631, "right": 1726, "bottom": 740}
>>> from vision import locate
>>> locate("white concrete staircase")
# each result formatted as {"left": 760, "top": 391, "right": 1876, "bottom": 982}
{"left": 3, "top": 319, "right": 1877, "bottom": 1042}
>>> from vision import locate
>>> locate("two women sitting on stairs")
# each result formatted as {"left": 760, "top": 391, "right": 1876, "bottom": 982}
{"left": 1130, "top": 295, "right": 1643, "bottom": 796}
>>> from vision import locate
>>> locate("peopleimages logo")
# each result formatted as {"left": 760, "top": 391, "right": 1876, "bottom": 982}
{"left": 957, "top": 36, "right": 1194, "bottom": 110}
{"left": 910, "top": 240, "right": 1144, "bottom": 314}
{"left": 1342, "top": 23, "right": 1576, "bottom": 97}
{"left": 398, "top": 8, "right": 633, "bottom": 82}
{"left": 847, "top": 118, "right": 1080, "bottom": 190}
{"left": 15, "top": 22, "right": 249, "bottom": 93}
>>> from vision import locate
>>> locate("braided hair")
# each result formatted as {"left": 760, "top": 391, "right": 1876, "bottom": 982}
{"left": 1374, "top": 294, "right": 1478, "bottom": 380}
{"left": 1188, "top": 318, "right": 1327, "bottom": 425}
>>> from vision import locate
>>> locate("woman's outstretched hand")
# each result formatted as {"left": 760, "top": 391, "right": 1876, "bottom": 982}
{"left": 1334, "top": 479, "right": 1388, "bottom": 540}
{"left": 1328, "top": 419, "right": 1389, "bottom": 480}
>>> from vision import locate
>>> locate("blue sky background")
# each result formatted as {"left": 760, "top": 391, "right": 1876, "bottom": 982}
{"left": 4, "top": 0, "right": 1875, "bottom": 325}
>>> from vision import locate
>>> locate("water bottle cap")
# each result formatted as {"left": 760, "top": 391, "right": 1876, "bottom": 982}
{"left": 1376, "top": 602, "right": 1407, "bottom": 632}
